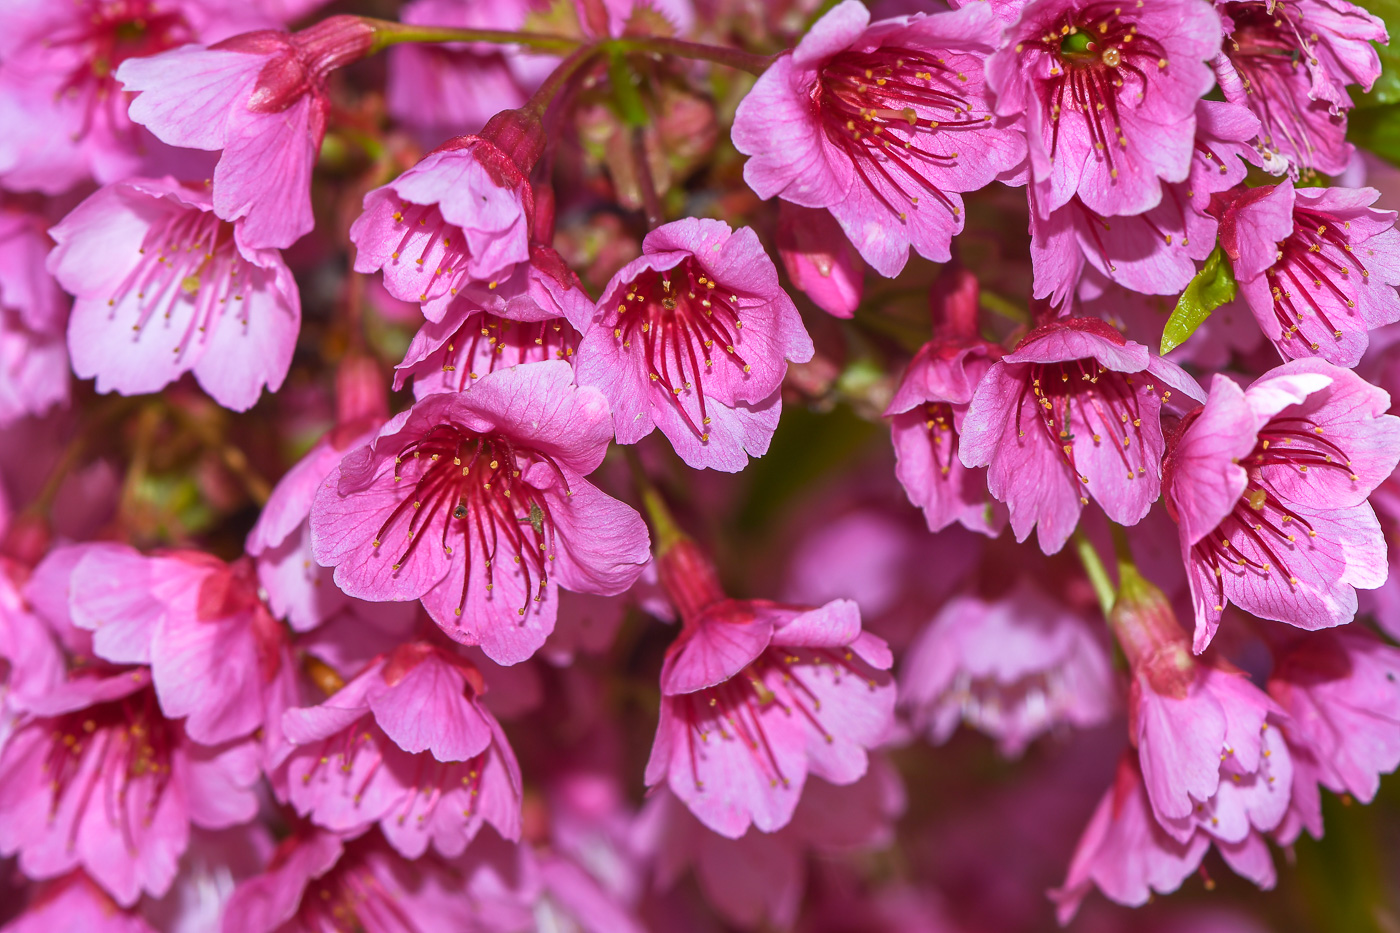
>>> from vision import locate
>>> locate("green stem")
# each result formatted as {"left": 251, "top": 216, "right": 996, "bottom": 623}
{"left": 520, "top": 44, "right": 605, "bottom": 119}
{"left": 609, "top": 35, "right": 774, "bottom": 75}
{"left": 1072, "top": 530, "right": 1116, "bottom": 619}
{"left": 623, "top": 446, "right": 684, "bottom": 554}
{"left": 365, "top": 19, "right": 584, "bottom": 54}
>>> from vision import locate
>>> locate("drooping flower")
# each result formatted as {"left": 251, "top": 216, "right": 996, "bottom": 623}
{"left": 1219, "top": 179, "right": 1400, "bottom": 367}
{"left": 309, "top": 361, "right": 651, "bottom": 665}
{"left": 1266, "top": 627, "right": 1400, "bottom": 806}
{"left": 574, "top": 218, "right": 813, "bottom": 472}
{"left": 732, "top": 0, "right": 1027, "bottom": 277}
{"left": 959, "top": 316, "right": 1205, "bottom": 554}
{"left": 900, "top": 580, "right": 1116, "bottom": 756}
{"left": 1162, "top": 360, "right": 1400, "bottom": 652}
{"left": 644, "top": 539, "right": 896, "bottom": 838}
{"left": 278, "top": 642, "right": 522, "bottom": 856}
{"left": 1049, "top": 753, "right": 1211, "bottom": 924}
{"left": 47, "top": 177, "right": 301, "bottom": 412}
{"left": 0, "top": 668, "right": 260, "bottom": 907}
{"left": 116, "top": 15, "right": 377, "bottom": 249}
{"left": 1030, "top": 100, "right": 1261, "bottom": 307}
{"left": 394, "top": 297, "right": 581, "bottom": 400}
{"left": 774, "top": 202, "right": 864, "bottom": 319}
{"left": 1111, "top": 566, "right": 1292, "bottom": 856}
{"left": 886, "top": 263, "right": 1007, "bottom": 535}
{"left": 1214, "top": 0, "right": 1385, "bottom": 177}
{"left": 986, "top": 0, "right": 1222, "bottom": 219}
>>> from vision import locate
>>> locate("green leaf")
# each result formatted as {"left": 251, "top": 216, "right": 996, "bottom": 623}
{"left": 1160, "top": 245, "right": 1236, "bottom": 355}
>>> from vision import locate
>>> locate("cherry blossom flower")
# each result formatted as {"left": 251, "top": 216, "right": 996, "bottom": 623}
{"left": 309, "top": 362, "right": 651, "bottom": 665}
{"left": 1220, "top": 179, "right": 1400, "bottom": 367}
{"left": 574, "top": 218, "right": 813, "bottom": 472}
{"left": 775, "top": 202, "right": 864, "bottom": 319}
{"left": 986, "top": 0, "right": 1222, "bottom": 219}
{"left": 48, "top": 177, "right": 301, "bottom": 412}
{"left": 279, "top": 642, "right": 522, "bottom": 856}
{"left": 959, "top": 316, "right": 1205, "bottom": 554}
{"left": 900, "top": 581, "right": 1116, "bottom": 755}
{"left": 733, "top": 0, "right": 1027, "bottom": 276}
{"left": 1162, "top": 360, "right": 1400, "bottom": 651}
{"left": 1214, "top": 0, "right": 1385, "bottom": 177}
{"left": 117, "top": 16, "right": 377, "bottom": 248}
{"left": 0, "top": 200, "right": 69, "bottom": 425}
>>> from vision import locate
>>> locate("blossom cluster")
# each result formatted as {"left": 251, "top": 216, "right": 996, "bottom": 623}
{"left": 2, "top": 0, "right": 1400, "bottom": 930}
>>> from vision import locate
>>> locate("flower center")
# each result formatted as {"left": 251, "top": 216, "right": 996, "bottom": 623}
{"left": 113, "top": 203, "right": 245, "bottom": 360}
{"left": 1016, "top": 358, "right": 1161, "bottom": 490}
{"left": 921, "top": 402, "right": 959, "bottom": 477}
{"left": 374, "top": 424, "right": 567, "bottom": 618}
{"left": 815, "top": 46, "right": 986, "bottom": 219}
{"left": 1033, "top": 4, "right": 1170, "bottom": 173}
{"left": 610, "top": 263, "right": 748, "bottom": 442}
{"left": 1266, "top": 207, "right": 1370, "bottom": 350}
{"left": 434, "top": 312, "right": 578, "bottom": 391}
{"left": 1222, "top": 2, "right": 1316, "bottom": 160}
{"left": 1192, "top": 414, "right": 1357, "bottom": 609}
{"left": 386, "top": 202, "right": 484, "bottom": 303}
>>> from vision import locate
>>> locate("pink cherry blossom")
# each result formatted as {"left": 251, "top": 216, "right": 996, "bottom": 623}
{"left": 1214, "top": 0, "right": 1385, "bottom": 177}
{"left": 959, "top": 316, "right": 1205, "bottom": 554}
{"left": 574, "top": 218, "right": 813, "bottom": 472}
{"left": 775, "top": 202, "right": 864, "bottom": 319}
{"left": 0, "top": 200, "right": 69, "bottom": 426}
{"left": 645, "top": 539, "right": 896, "bottom": 838}
{"left": 0, "top": 668, "right": 260, "bottom": 907}
{"left": 732, "top": 1, "right": 1027, "bottom": 277}
{"left": 48, "top": 177, "right": 301, "bottom": 412}
{"left": 1, "top": 872, "right": 159, "bottom": 933}
{"left": 1220, "top": 179, "right": 1400, "bottom": 367}
{"left": 1266, "top": 627, "right": 1400, "bottom": 805}
{"left": 986, "top": 0, "right": 1222, "bottom": 220}
{"left": 1162, "top": 361, "right": 1400, "bottom": 651}
{"left": 900, "top": 581, "right": 1116, "bottom": 756}
{"left": 309, "top": 361, "right": 651, "bottom": 665}
{"left": 278, "top": 642, "right": 522, "bottom": 856}
{"left": 1050, "top": 754, "right": 1211, "bottom": 924}
{"left": 1030, "top": 100, "right": 1261, "bottom": 307}
{"left": 116, "top": 16, "right": 376, "bottom": 248}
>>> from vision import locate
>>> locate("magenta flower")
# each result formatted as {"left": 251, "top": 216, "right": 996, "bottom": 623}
{"left": 732, "top": 1, "right": 1027, "bottom": 277}
{"left": 987, "top": 0, "right": 1222, "bottom": 219}
{"left": 959, "top": 317, "right": 1205, "bottom": 554}
{"left": 279, "top": 642, "right": 522, "bottom": 856}
{"left": 1030, "top": 100, "right": 1261, "bottom": 307}
{"left": 116, "top": 16, "right": 376, "bottom": 249}
{"left": 63, "top": 544, "right": 296, "bottom": 749}
{"left": 309, "top": 361, "right": 651, "bottom": 665}
{"left": 775, "top": 203, "right": 864, "bottom": 319}
{"left": 900, "top": 582, "right": 1116, "bottom": 756}
{"left": 1162, "top": 361, "right": 1400, "bottom": 651}
{"left": 47, "top": 177, "right": 301, "bottom": 412}
{"left": 1215, "top": 0, "right": 1385, "bottom": 177}
{"left": 350, "top": 138, "right": 551, "bottom": 321}
{"left": 1050, "top": 754, "right": 1211, "bottom": 924}
{"left": 0, "top": 668, "right": 260, "bottom": 906}
{"left": 394, "top": 298, "right": 581, "bottom": 400}
{"left": 645, "top": 541, "right": 896, "bottom": 838}
{"left": 1220, "top": 180, "right": 1400, "bottom": 367}
{"left": 574, "top": 218, "right": 813, "bottom": 472}
{"left": 0, "top": 872, "right": 161, "bottom": 933}
{"left": 1266, "top": 628, "right": 1400, "bottom": 806}
{"left": 0, "top": 201, "right": 69, "bottom": 425}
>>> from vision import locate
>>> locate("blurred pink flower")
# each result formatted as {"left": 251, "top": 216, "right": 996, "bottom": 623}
{"left": 117, "top": 16, "right": 376, "bottom": 248}
{"left": 309, "top": 362, "right": 650, "bottom": 665}
{"left": 733, "top": 1, "right": 1027, "bottom": 276}
{"left": 1163, "top": 361, "right": 1400, "bottom": 651}
{"left": 775, "top": 203, "right": 864, "bottom": 319}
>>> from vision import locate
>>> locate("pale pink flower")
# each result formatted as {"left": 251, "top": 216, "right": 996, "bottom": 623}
{"left": 309, "top": 362, "right": 651, "bottom": 665}
{"left": 116, "top": 16, "right": 376, "bottom": 248}
{"left": 1220, "top": 179, "right": 1400, "bottom": 367}
{"left": 0, "top": 200, "right": 69, "bottom": 426}
{"left": 574, "top": 218, "right": 813, "bottom": 472}
{"left": 733, "top": 1, "right": 1027, "bottom": 277}
{"left": 1, "top": 872, "right": 159, "bottom": 933}
{"left": 1162, "top": 361, "right": 1400, "bottom": 651}
{"left": 48, "top": 177, "right": 301, "bottom": 412}
{"left": 900, "top": 581, "right": 1116, "bottom": 756}
{"left": 279, "top": 642, "right": 522, "bottom": 856}
{"left": 775, "top": 203, "right": 864, "bottom": 319}
{"left": 986, "top": 0, "right": 1222, "bottom": 219}
{"left": 1214, "top": 0, "right": 1385, "bottom": 177}
{"left": 959, "top": 317, "right": 1205, "bottom": 554}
